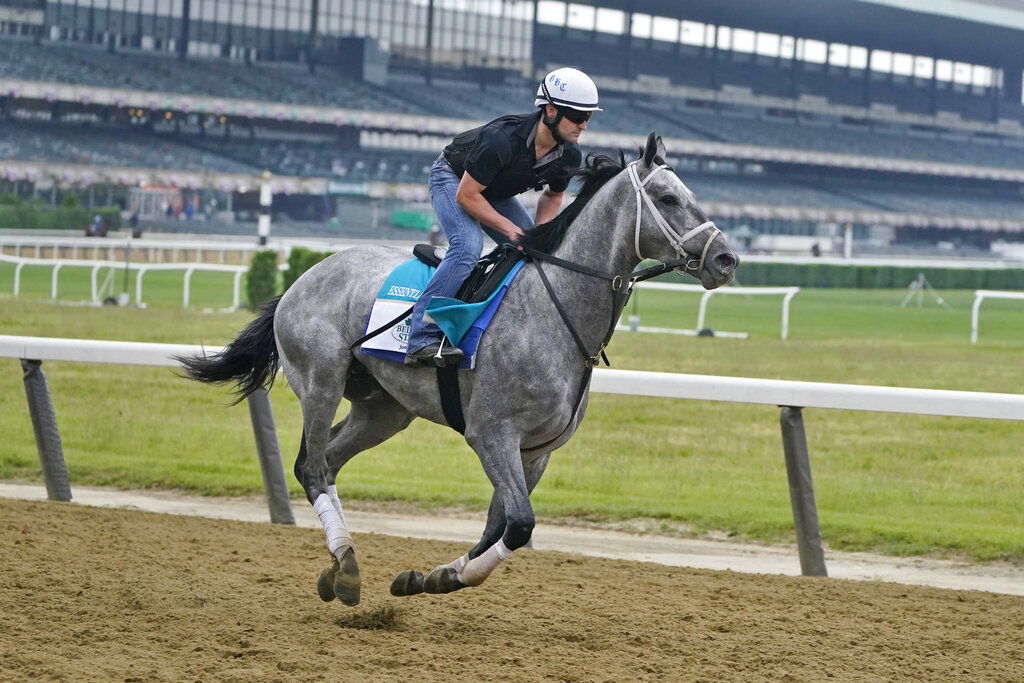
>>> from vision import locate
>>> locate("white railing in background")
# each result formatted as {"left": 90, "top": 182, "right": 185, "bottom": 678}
{"left": 1, "top": 254, "right": 248, "bottom": 311}
{"left": 621, "top": 282, "right": 800, "bottom": 340}
{"left": 2, "top": 334, "right": 1022, "bottom": 578}
{"left": 971, "top": 290, "right": 1024, "bottom": 344}
{"left": 0, "top": 234, "right": 403, "bottom": 264}
{"left": 0, "top": 235, "right": 269, "bottom": 264}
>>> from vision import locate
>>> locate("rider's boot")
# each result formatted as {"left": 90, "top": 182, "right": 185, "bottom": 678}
{"left": 404, "top": 341, "right": 464, "bottom": 368}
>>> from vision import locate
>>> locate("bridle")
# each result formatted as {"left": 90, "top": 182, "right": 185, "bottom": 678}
{"left": 521, "top": 159, "right": 728, "bottom": 372}
{"left": 625, "top": 160, "right": 721, "bottom": 275}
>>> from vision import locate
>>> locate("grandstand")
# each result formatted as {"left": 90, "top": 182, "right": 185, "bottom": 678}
{"left": 0, "top": 0, "right": 1022, "bottom": 255}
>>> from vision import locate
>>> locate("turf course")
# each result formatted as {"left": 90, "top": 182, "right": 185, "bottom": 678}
{"left": 1, "top": 261, "right": 1022, "bottom": 562}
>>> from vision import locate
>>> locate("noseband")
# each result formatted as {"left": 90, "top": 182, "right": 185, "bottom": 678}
{"left": 625, "top": 160, "right": 721, "bottom": 275}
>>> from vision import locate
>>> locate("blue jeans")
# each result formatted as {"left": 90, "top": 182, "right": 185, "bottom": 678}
{"left": 407, "top": 156, "right": 534, "bottom": 352}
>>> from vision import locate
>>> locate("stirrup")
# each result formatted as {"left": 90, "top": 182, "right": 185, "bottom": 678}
{"left": 404, "top": 340, "right": 464, "bottom": 368}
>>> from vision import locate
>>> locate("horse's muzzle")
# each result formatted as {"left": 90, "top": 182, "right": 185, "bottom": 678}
{"left": 715, "top": 252, "right": 738, "bottom": 273}
{"left": 703, "top": 250, "right": 739, "bottom": 288}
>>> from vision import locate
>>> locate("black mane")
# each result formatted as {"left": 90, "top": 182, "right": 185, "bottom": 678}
{"left": 518, "top": 152, "right": 628, "bottom": 254}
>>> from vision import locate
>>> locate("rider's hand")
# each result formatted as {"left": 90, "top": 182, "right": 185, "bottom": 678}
{"left": 508, "top": 228, "right": 526, "bottom": 250}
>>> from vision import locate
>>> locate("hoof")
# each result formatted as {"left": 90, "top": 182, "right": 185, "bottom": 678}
{"left": 333, "top": 547, "right": 361, "bottom": 606}
{"left": 422, "top": 566, "right": 467, "bottom": 595}
{"left": 316, "top": 559, "right": 339, "bottom": 602}
{"left": 390, "top": 570, "right": 425, "bottom": 597}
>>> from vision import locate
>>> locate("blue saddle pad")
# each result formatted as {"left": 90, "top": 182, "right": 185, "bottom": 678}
{"left": 359, "top": 258, "right": 525, "bottom": 369}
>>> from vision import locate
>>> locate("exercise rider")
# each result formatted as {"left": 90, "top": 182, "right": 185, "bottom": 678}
{"left": 404, "top": 67, "right": 602, "bottom": 367}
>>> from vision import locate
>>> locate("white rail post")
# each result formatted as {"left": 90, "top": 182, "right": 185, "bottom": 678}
{"left": 696, "top": 291, "right": 714, "bottom": 332}
{"left": 779, "top": 406, "right": 828, "bottom": 577}
{"left": 781, "top": 289, "right": 798, "bottom": 341}
{"left": 14, "top": 261, "right": 24, "bottom": 296}
{"left": 971, "top": 292, "right": 983, "bottom": 344}
{"left": 135, "top": 266, "right": 147, "bottom": 305}
{"left": 183, "top": 267, "right": 195, "bottom": 308}
{"left": 231, "top": 270, "right": 243, "bottom": 312}
{"left": 21, "top": 359, "right": 72, "bottom": 502}
{"left": 90, "top": 264, "right": 101, "bottom": 303}
{"left": 50, "top": 263, "right": 62, "bottom": 300}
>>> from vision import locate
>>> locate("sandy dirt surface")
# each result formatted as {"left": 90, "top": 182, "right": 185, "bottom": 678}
{"left": 3, "top": 483, "right": 1023, "bottom": 597}
{"left": 2, "top": 498, "right": 1023, "bottom": 682}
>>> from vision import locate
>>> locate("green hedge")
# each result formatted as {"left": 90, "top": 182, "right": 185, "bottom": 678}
{"left": 657, "top": 261, "right": 1024, "bottom": 290}
{"left": 0, "top": 201, "right": 122, "bottom": 231}
{"left": 283, "top": 246, "right": 333, "bottom": 291}
{"left": 246, "top": 250, "right": 280, "bottom": 309}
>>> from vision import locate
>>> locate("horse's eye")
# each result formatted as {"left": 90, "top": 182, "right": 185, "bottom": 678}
{"left": 659, "top": 195, "right": 679, "bottom": 206}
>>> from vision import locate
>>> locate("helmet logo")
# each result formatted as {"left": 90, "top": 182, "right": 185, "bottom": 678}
{"left": 548, "top": 75, "right": 568, "bottom": 91}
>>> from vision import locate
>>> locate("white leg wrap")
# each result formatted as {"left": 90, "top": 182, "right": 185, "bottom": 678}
{"left": 326, "top": 485, "right": 345, "bottom": 518}
{"left": 456, "top": 539, "right": 512, "bottom": 587}
{"left": 313, "top": 493, "right": 353, "bottom": 557}
{"left": 446, "top": 554, "right": 470, "bottom": 572}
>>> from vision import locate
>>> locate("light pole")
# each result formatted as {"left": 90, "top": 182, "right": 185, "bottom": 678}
{"left": 258, "top": 170, "right": 272, "bottom": 247}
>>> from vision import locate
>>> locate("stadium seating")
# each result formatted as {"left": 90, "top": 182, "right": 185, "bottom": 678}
{"left": 1, "top": 37, "right": 1020, "bottom": 232}
{"left": 4, "top": 36, "right": 1021, "bottom": 173}
{"left": 0, "top": 38, "right": 429, "bottom": 115}
{"left": 0, "top": 119, "right": 257, "bottom": 174}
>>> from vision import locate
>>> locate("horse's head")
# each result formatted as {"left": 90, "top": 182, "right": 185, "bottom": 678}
{"left": 627, "top": 132, "right": 738, "bottom": 289}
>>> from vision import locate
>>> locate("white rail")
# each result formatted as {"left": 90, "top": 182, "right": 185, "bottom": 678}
{"left": 1, "top": 254, "right": 248, "bottom": 311}
{"left": 0, "top": 235, "right": 269, "bottom": 264}
{"left": 622, "top": 282, "right": 800, "bottom": 340}
{"left": 2, "top": 335, "right": 1019, "bottom": 421}
{"left": 971, "top": 289, "right": 1024, "bottom": 344}
{"left": 590, "top": 368, "right": 1024, "bottom": 421}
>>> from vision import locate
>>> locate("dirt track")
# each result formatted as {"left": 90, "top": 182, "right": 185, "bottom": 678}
{"left": 2, "top": 499, "right": 1023, "bottom": 682}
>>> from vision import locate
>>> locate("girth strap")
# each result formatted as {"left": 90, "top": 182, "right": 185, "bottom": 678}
{"left": 436, "top": 364, "right": 465, "bottom": 434}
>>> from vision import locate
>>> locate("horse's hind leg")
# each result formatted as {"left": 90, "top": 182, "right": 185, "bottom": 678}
{"left": 296, "top": 390, "right": 415, "bottom": 605}
{"left": 288, "top": 352, "right": 362, "bottom": 605}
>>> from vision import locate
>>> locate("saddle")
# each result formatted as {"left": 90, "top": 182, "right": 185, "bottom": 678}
{"left": 348, "top": 242, "right": 525, "bottom": 435}
{"left": 413, "top": 242, "right": 524, "bottom": 304}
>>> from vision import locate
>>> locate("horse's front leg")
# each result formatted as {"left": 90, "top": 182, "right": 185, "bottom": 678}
{"left": 391, "top": 450, "right": 550, "bottom": 596}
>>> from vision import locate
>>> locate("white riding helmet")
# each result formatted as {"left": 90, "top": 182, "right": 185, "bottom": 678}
{"left": 534, "top": 67, "right": 602, "bottom": 112}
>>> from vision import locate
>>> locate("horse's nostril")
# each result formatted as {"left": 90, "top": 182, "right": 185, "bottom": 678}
{"left": 715, "top": 253, "right": 736, "bottom": 271}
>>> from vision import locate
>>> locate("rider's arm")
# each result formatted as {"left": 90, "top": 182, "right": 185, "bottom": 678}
{"left": 455, "top": 172, "right": 525, "bottom": 242}
{"left": 534, "top": 188, "right": 564, "bottom": 226}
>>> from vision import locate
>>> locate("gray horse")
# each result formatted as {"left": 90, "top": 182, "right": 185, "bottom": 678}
{"left": 178, "top": 133, "right": 738, "bottom": 607}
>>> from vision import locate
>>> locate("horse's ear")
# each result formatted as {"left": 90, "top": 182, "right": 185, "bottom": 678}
{"left": 655, "top": 135, "right": 667, "bottom": 160}
{"left": 642, "top": 132, "right": 659, "bottom": 166}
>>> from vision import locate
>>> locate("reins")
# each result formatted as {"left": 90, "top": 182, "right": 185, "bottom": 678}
{"left": 519, "top": 161, "right": 722, "bottom": 452}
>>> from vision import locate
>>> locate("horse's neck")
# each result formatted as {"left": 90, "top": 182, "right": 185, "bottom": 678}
{"left": 519, "top": 181, "right": 637, "bottom": 355}
{"left": 550, "top": 181, "right": 637, "bottom": 278}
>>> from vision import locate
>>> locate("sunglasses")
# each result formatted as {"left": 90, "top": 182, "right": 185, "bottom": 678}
{"left": 559, "top": 107, "right": 593, "bottom": 125}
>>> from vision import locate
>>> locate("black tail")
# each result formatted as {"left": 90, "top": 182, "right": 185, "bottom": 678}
{"left": 176, "top": 296, "right": 282, "bottom": 404}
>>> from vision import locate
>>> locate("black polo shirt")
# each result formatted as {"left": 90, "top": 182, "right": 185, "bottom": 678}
{"left": 442, "top": 111, "right": 582, "bottom": 201}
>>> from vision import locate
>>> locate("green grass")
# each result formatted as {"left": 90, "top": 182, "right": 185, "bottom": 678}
{"left": 1, "top": 268, "right": 1023, "bottom": 562}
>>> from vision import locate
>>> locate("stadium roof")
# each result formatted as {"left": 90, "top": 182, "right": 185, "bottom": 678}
{"left": 597, "top": 0, "right": 1024, "bottom": 65}
{"left": 857, "top": 0, "right": 1024, "bottom": 32}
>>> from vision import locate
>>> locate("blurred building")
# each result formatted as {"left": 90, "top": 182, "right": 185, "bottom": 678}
{"left": 0, "top": 0, "right": 1022, "bottom": 254}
